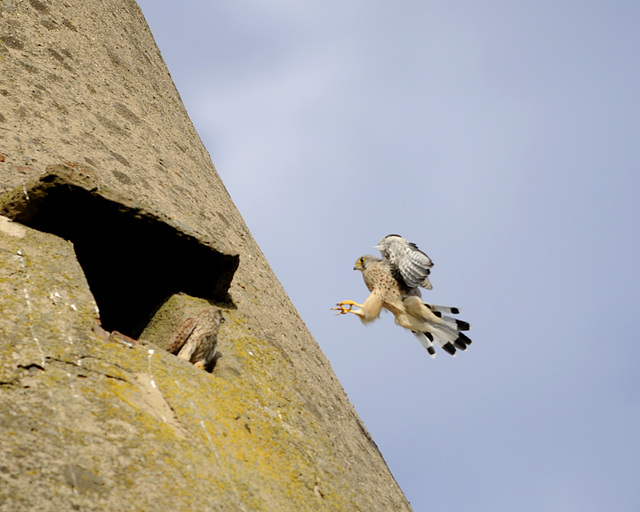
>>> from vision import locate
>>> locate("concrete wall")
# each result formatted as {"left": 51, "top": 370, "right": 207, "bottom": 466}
{"left": 0, "top": 1, "right": 412, "bottom": 510}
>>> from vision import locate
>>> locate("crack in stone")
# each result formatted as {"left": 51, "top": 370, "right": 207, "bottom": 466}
{"left": 45, "top": 356, "right": 131, "bottom": 383}
{"left": 0, "top": 163, "right": 239, "bottom": 338}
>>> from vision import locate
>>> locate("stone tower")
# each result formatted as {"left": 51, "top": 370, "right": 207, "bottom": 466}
{"left": 0, "top": 1, "right": 412, "bottom": 510}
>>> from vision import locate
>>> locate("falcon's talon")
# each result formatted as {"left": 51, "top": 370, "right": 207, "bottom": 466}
{"left": 332, "top": 300, "right": 361, "bottom": 315}
{"left": 332, "top": 304, "right": 351, "bottom": 315}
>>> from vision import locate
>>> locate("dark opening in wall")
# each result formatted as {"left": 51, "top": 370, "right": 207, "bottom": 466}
{"left": 0, "top": 164, "right": 238, "bottom": 338}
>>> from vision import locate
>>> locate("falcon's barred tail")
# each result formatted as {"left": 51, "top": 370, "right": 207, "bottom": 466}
{"left": 412, "top": 331, "right": 436, "bottom": 358}
{"left": 427, "top": 304, "right": 461, "bottom": 315}
{"left": 418, "top": 325, "right": 472, "bottom": 357}
{"left": 431, "top": 322, "right": 472, "bottom": 356}
{"left": 413, "top": 304, "right": 472, "bottom": 356}
{"left": 411, "top": 324, "right": 472, "bottom": 357}
{"left": 432, "top": 314, "right": 470, "bottom": 333}
{"left": 398, "top": 296, "right": 472, "bottom": 356}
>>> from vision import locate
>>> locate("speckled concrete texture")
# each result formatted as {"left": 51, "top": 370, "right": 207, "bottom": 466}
{"left": 0, "top": 1, "right": 412, "bottom": 510}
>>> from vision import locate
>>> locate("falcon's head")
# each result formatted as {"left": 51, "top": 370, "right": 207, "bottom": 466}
{"left": 353, "top": 255, "right": 380, "bottom": 272}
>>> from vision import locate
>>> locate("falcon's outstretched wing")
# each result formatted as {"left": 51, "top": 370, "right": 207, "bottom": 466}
{"left": 376, "top": 234, "right": 433, "bottom": 290}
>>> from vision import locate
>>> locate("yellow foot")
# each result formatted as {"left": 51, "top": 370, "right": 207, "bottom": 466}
{"left": 332, "top": 300, "right": 363, "bottom": 315}
{"left": 193, "top": 361, "right": 206, "bottom": 370}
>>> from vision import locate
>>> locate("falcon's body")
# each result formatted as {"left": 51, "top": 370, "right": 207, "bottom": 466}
{"left": 334, "top": 235, "right": 471, "bottom": 357}
{"left": 166, "top": 307, "right": 223, "bottom": 371}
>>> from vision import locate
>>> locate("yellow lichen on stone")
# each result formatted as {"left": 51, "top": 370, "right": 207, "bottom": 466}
{"left": 0, "top": 0, "right": 412, "bottom": 508}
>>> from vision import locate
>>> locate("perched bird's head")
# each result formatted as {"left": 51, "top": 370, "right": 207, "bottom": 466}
{"left": 353, "top": 255, "right": 380, "bottom": 272}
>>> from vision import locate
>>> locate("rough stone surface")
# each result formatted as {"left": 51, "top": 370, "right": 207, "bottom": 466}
{"left": 0, "top": 1, "right": 413, "bottom": 511}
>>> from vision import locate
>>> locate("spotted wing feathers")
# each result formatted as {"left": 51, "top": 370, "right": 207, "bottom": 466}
{"left": 377, "top": 235, "right": 434, "bottom": 290}
{"left": 166, "top": 316, "right": 198, "bottom": 355}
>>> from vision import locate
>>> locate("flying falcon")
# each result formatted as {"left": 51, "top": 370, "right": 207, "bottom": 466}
{"left": 333, "top": 234, "right": 471, "bottom": 357}
{"left": 166, "top": 307, "right": 224, "bottom": 371}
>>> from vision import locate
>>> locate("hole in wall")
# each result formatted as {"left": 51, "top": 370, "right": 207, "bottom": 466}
{"left": 0, "top": 165, "right": 238, "bottom": 338}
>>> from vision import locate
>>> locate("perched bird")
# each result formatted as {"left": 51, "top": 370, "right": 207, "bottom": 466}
{"left": 166, "top": 307, "right": 224, "bottom": 371}
{"left": 333, "top": 235, "right": 471, "bottom": 357}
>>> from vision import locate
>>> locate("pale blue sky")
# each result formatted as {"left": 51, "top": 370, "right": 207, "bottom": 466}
{"left": 137, "top": 1, "right": 640, "bottom": 510}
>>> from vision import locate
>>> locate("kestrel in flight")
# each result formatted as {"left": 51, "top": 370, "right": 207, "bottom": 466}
{"left": 334, "top": 234, "right": 471, "bottom": 357}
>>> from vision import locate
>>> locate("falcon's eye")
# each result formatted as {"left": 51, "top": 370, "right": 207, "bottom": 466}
{"left": 359, "top": 257, "right": 365, "bottom": 266}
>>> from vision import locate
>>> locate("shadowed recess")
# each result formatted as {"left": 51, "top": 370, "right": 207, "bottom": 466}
{"left": 0, "top": 164, "right": 238, "bottom": 337}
